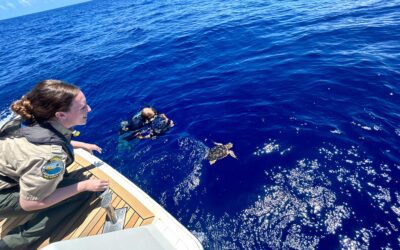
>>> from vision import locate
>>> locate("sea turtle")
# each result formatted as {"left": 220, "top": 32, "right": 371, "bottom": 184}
{"left": 206, "top": 142, "right": 237, "bottom": 165}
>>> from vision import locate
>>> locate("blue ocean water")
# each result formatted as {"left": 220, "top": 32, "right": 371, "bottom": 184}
{"left": 1, "top": 0, "right": 400, "bottom": 248}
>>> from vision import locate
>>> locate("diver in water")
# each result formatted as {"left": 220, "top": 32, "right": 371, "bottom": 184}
{"left": 120, "top": 107, "right": 174, "bottom": 140}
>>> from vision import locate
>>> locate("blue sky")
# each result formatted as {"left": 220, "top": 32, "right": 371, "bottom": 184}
{"left": 0, "top": 0, "right": 90, "bottom": 20}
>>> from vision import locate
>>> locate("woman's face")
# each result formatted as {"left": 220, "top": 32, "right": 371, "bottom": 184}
{"left": 58, "top": 91, "right": 91, "bottom": 128}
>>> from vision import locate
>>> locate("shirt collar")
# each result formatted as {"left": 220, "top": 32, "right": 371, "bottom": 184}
{"left": 48, "top": 120, "right": 74, "bottom": 140}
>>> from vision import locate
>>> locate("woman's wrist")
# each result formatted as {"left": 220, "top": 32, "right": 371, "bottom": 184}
{"left": 77, "top": 181, "right": 87, "bottom": 192}
{"left": 71, "top": 140, "right": 85, "bottom": 149}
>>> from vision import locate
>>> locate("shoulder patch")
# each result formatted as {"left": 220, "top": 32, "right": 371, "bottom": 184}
{"left": 41, "top": 156, "right": 64, "bottom": 180}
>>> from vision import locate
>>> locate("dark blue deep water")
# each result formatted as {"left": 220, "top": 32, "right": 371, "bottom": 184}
{"left": 1, "top": 0, "right": 400, "bottom": 248}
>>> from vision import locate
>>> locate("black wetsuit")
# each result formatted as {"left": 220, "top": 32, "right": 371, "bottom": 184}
{"left": 149, "top": 115, "right": 172, "bottom": 136}
{"left": 119, "top": 115, "right": 147, "bottom": 141}
{"left": 120, "top": 113, "right": 172, "bottom": 140}
{"left": 126, "top": 115, "right": 146, "bottom": 132}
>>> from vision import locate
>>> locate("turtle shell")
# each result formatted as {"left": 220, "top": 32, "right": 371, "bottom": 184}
{"left": 207, "top": 145, "right": 229, "bottom": 161}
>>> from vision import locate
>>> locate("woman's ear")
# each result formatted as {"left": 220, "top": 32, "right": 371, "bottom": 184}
{"left": 54, "top": 111, "right": 66, "bottom": 120}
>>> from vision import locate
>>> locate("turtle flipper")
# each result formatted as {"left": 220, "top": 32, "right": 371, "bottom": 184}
{"left": 229, "top": 150, "right": 238, "bottom": 159}
{"left": 213, "top": 141, "right": 223, "bottom": 146}
{"left": 209, "top": 160, "right": 216, "bottom": 165}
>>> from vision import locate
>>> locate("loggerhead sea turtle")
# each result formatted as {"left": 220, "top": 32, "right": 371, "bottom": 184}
{"left": 206, "top": 142, "right": 237, "bottom": 165}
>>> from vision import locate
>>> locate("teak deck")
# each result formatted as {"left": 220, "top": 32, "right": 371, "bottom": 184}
{"left": 0, "top": 155, "right": 155, "bottom": 248}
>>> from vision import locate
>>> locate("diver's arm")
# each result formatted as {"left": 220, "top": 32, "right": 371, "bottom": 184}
{"left": 71, "top": 140, "right": 102, "bottom": 154}
{"left": 137, "top": 134, "right": 152, "bottom": 139}
{"left": 19, "top": 179, "right": 109, "bottom": 211}
{"left": 137, "top": 131, "right": 155, "bottom": 139}
{"left": 160, "top": 114, "right": 174, "bottom": 127}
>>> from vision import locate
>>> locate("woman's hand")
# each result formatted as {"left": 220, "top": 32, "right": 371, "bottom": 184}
{"left": 83, "top": 143, "right": 102, "bottom": 154}
{"left": 71, "top": 140, "right": 102, "bottom": 154}
{"left": 79, "top": 179, "right": 109, "bottom": 192}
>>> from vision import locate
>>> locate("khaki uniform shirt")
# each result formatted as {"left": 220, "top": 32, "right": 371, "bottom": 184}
{"left": 0, "top": 120, "right": 73, "bottom": 201}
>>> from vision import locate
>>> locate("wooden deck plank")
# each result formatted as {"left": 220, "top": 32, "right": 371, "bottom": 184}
{"left": 0, "top": 217, "right": 20, "bottom": 237}
{"left": 0, "top": 215, "right": 33, "bottom": 238}
{"left": 124, "top": 213, "right": 140, "bottom": 229}
{"left": 0, "top": 218, "right": 6, "bottom": 227}
{"left": 66, "top": 162, "right": 80, "bottom": 173}
{"left": 123, "top": 208, "right": 135, "bottom": 227}
{"left": 0, "top": 220, "right": 5, "bottom": 234}
{"left": 78, "top": 206, "right": 105, "bottom": 238}
{"left": 88, "top": 211, "right": 107, "bottom": 236}
{"left": 66, "top": 162, "right": 80, "bottom": 171}
{"left": 141, "top": 217, "right": 154, "bottom": 226}
{"left": 74, "top": 155, "right": 154, "bottom": 219}
{"left": 97, "top": 224, "right": 104, "bottom": 235}
{"left": 133, "top": 217, "right": 144, "bottom": 227}
{"left": 71, "top": 204, "right": 104, "bottom": 238}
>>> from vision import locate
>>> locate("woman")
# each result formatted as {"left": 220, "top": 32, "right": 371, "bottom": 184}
{"left": 0, "top": 80, "right": 109, "bottom": 249}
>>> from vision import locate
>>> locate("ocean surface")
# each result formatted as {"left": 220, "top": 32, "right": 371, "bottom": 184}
{"left": 1, "top": 0, "right": 399, "bottom": 249}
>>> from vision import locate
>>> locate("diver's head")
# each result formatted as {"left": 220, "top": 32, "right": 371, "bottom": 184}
{"left": 141, "top": 107, "right": 157, "bottom": 121}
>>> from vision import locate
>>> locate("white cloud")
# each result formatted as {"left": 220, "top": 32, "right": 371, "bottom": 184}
{"left": 5, "top": 1, "right": 16, "bottom": 9}
{"left": 18, "top": 0, "right": 31, "bottom": 7}
{"left": 0, "top": 0, "right": 91, "bottom": 20}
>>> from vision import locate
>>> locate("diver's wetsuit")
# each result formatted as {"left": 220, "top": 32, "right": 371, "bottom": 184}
{"left": 120, "top": 113, "right": 172, "bottom": 141}
{"left": 120, "top": 107, "right": 159, "bottom": 135}
{"left": 124, "top": 116, "right": 146, "bottom": 132}
{"left": 149, "top": 115, "right": 173, "bottom": 136}
{"left": 119, "top": 115, "right": 147, "bottom": 141}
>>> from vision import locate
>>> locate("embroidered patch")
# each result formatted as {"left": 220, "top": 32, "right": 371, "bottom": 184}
{"left": 41, "top": 156, "right": 64, "bottom": 180}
